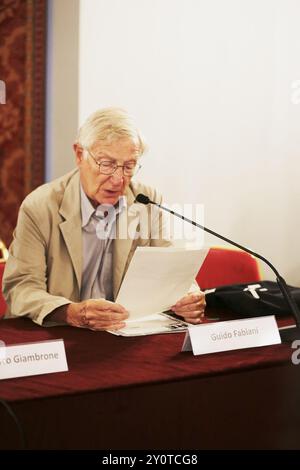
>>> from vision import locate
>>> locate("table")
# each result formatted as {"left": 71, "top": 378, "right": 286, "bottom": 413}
{"left": 0, "top": 316, "right": 299, "bottom": 450}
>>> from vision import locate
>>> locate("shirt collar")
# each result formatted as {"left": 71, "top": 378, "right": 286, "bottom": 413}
{"left": 114, "top": 195, "right": 127, "bottom": 217}
{"left": 80, "top": 185, "right": 95, "bottom": 228}
{"left": 80, "top": 185, "right": 127, "bottom": 228}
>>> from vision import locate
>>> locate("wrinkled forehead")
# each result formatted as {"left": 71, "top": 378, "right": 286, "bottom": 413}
{"left": 90, "top": 137, "right": 141, "bottom": 159}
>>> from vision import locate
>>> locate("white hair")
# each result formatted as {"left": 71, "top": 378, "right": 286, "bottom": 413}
{"left": 75, "top": 107, "right": 146, "bottom": 156}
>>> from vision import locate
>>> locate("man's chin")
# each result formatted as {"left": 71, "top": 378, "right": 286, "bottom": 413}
{"left": 99, "top": 192, "right": 121, "bottom": 206}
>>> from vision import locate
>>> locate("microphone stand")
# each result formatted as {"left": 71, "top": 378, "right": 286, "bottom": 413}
{"left": 136, "top": 195, "right": 300, "bottom": 342}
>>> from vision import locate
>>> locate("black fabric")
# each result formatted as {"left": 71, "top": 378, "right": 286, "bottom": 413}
{"left": 205, "top": 281, "right": 300, "bottom": 317}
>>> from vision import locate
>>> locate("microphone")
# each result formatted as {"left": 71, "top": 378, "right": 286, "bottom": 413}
{"left": 135, "top": 193, "right": 300, "bottom": 342}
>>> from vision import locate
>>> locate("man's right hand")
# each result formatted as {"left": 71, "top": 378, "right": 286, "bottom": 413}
{"left": 50, "top": 299, "right": 129, "bottom": 331}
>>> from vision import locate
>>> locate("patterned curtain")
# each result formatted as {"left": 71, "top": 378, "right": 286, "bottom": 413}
{"left": 0, "top": 0, "right": 47, "bottom": 246}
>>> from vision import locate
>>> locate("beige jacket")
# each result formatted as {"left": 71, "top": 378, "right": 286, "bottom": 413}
{"left": 2, "top": 169, "right": 171, "bottom": 325}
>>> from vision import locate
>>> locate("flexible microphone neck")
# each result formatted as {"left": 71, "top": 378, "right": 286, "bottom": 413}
{"left": 135, "top": 193, "right": 300, "bottom": 334}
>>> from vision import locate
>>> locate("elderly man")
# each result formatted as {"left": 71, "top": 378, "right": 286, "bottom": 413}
{"left": 3, "top": 108, "right": 205, "bottom": 331}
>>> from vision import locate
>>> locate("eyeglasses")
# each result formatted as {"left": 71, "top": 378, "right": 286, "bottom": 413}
{"left": 84, "top": 147, "right": 141, "bottom": 177}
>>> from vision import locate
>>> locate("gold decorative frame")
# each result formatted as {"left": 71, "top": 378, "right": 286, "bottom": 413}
{"left": 0, "top": 239, "right": 9, "bottom": 262}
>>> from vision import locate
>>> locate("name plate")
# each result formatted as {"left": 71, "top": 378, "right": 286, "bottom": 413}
{"left": 0, "top": 339, "right": 68, "bottom": 380}
{"left": 182, "top": 315, "right": 281, "bottom": 355}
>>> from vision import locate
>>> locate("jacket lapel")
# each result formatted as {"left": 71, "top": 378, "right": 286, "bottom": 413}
{"left": 58, "top": 171, "right": 82, "bottom": 292}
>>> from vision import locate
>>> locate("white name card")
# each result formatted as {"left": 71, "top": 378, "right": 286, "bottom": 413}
{"left": 182, "top": 315, "right": 281, "bottom": 355}
{"left": 0, "top": 339, "right": 68, "bottom": 380}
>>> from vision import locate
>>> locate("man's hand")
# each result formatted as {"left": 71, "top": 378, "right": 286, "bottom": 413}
{"left": 50, "top": 299, "right": 129, "bottom": 331}
{"left": 170, "top": 292, "right": 206, "bottom": 324}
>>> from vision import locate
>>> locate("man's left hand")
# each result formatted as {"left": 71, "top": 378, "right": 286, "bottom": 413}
{"left": 171, "top": 292, "right": 206, "bottom": 324}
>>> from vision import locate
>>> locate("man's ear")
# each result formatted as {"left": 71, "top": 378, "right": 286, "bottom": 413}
{"left": 74, "top": 143, "right": 83, "bottom": 166}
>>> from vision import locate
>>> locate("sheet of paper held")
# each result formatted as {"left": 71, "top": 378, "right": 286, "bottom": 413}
{"left": 116, "top": 246, "right": 208, "bottom": 320}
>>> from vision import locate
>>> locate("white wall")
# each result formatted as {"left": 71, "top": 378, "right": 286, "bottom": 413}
{"left": 46, "top": 0, "right": 80, "bottom": 180}
{"left": 77, "top": 0, "right": 300, "bottom": 284}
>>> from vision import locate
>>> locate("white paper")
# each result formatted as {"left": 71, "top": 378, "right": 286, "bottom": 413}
{"left": 112, "top": 246, "right": 208, "bottom": 336}
{"left": 116, "top": 246, "right": 208, "bottom": 319}
{"left": 109, "top": 312, "right": 189, "bottom": 337}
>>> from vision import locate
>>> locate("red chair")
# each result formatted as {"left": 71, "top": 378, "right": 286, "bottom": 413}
{"left": 0, "top": 240, "right": 9, "bottom": 318}
{"left": 196, "top": 247, "right": 261, "bottom": 290}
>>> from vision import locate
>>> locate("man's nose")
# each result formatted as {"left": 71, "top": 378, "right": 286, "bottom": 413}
{"left": 110, "top": 166, "right": 124, "bottom": 182}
